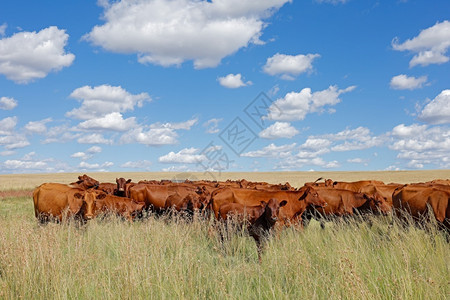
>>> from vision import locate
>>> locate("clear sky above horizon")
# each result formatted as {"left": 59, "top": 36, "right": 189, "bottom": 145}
{"left": 0, "top": 0, "right": 449, "bottom": 176}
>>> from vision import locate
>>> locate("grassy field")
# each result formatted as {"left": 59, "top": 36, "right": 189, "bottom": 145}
{"left": 0, "top": 172, "right": 449, "bottom": 299}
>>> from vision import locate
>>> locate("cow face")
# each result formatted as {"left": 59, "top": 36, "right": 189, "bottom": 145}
{"left": 263, "top": 198, "right": 288, "bottom": 224}
{"left": 77, "top": 174, "right": 100, "bottom": 189}
{"left": 370, "top": 192, "right": 392, "bottom": 215}
{"left": 116, "top": 177, "right": 128, "bottom": 193}
{"left": 82, "top": 191, "right": 105, "bottom": 219}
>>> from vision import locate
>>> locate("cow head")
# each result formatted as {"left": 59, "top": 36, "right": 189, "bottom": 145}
{"left": 262, "top": 198, "right": 288, "bottom": 224}
{"left": 82, "top": 190, "right": 106, "bottom": 220}
{"left": 75, "top": 174, "right": 99, "bottom": 189}
{"left": 116, "top": 177, "right": 130, "bottom": 193}
{"left": 298, "top": 186, "right": 327, "bottom": 208}
{"left": 69, "top": 192, "right": 85, "bottom": 215}
{"left": 367, "top": 192, "right": 392, "bottom": 215}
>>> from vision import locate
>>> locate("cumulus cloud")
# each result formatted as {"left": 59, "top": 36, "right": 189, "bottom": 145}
{"left": 242, "top": 143, "right": 296, "bottom": 158}
{"left": 392, "top": 20, "right": 450, "bottom": 67}
{"left": 24, "top": 118, "right": 52, "bottom": 134}
{"left": 0, "top": 97, "right": 18, "bottom": 110}
{"left": 79, "top": 161, "right": 114, "bottom": 170}
{"left": 266, "top": 85, "right": 356, "bottom": 121}
{"left": 120, "top": 118, "right": 197, "bottom": 146}
{"left": 77, "top": 112, "right": 137, "bottom": 131}
{"left": 263, "top": 53, "right": 320, "bottom": 80}
{"left": 0, "top": 26, "right": 75, "bottom": 83}
{"left": 0, "top": 117, "right": 17, "bottom": 135}
{"left": 203, "top": 118, "right": 222, "bottom": 134}
{"left": 158, "top": 147, "right": 206, "bottom": 164}
{"left": 85, "top": 0, "right": 291, "bottom": 68}
{"left": 418, "top": 89, "right": 450, "bottom": 124}
{"left": 121, "top": 160, "right": 152, "bottom": 169}
{"left": 218, "top": 73, "right": 252, "bottom": 88}
{"left": 390, "top": 74, "right": 428, "bottom": 90}
{"left": 389, "top": 123, "right": 450, "bottom": 168}
{"left": 120, "top": 127, "right": 177, "bottom": 146}
{"left": 77, "top": 133, "right": 112, "bottom": 144}
{"left": 67, "top": 84, "right": 150, "bottom": 120}
{"left": 259, "top": 122, "right": 299, "bottom": 139}
{"left": 71, "top": 146, "right": 102, "bottom": 160}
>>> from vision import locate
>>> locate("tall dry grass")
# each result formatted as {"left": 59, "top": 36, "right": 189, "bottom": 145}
{"left": 0, "top": 195, "right": 449, "bottom": 299}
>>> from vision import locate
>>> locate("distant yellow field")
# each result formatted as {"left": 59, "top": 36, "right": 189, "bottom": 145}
{"left": 1, "top": 170, "right": 449, "bottom": 190}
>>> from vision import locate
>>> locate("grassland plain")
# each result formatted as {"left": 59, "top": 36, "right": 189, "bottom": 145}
{"left": 0, "top": 171, "right": 449, "bottom": 299}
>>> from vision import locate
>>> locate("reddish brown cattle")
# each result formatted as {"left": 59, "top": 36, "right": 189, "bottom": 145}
{"left": 33, "top": 183, "right": 96, "bottom": 222}
{"left": 97, "top": 182, "right": 116, "bottom": 195}
{"left": 332, "top": 180, "right": 385, "bottom": 192}
{"left": 358, "top": 183, "right": 402, "bottom": 212}
{"left": 70, "top": 174, "right": 99, "bottom": 190}
{"left": 92, "top": 192, "right": 145, "bottom": 221}
{"left": 302, "top": 187, "right": 388, "bottom": 228}
{"left": 218, "top": 198, "right": 288, "bottom": 261}
{"left": 304, "top": 178, "right": 334, "bottom": 187}
{"left": 210, "top": 186, "right": 326, "bottom": 225}
{"left": 115, "top": 177, "right": 133, "bottom": 197}
{"left": 393, "top": 185, "right": 449, "bottom": 230}
{"left": 129, "top": 183, "right": 210, "bottom": 214}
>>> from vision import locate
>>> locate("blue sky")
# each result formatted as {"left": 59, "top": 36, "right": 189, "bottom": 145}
{"left": 0, "top": 0, "right": 449, "bottom": 175}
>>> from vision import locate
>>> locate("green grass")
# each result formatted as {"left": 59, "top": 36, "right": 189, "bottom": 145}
{"left": 0, "top": 196, "right": 449, "bottom": 299}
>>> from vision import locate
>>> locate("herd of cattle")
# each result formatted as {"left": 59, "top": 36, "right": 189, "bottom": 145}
{"left": 33, "top": 174, "right": 449, "bottom": 232}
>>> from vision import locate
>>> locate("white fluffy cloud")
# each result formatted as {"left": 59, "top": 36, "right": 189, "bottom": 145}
{"left": 259, "top": 122, "right": 299, "bottom": 139}
{"left": 0, "top": 97, "right": 18, "bottom": 110}
{"left": 390, "top": 123, "right": 450, "bottom": 168}
{"left": 218, "top": 73, "right": 251, "bottom": 88}
{"left": 266, "top": 85, "right": 356, "bottom": 121}
{"left": 263, "top": 53, "right": 320, "bottom": 80}
{"left": 85, "top": 0, "right": 291, "bottom": 68}
{"left": 24, "top": 118, "right": 52, "bottom": 134}
{"left": 77, "top": 112, "right": 137, "bottom": 131}
{"left": 77, "top": 133, "right": 112, "bottom": 144}
{"left": 390, "top": 74, "right": 428, "bottom": 90}
{"left": 79, "top": 161, "right": 114, "bottom": 170}
{"left": 242, "top": 143, "right": 296, "bottom": 158}
{"left": 0, "top": 26, "right": 75, "bottom": 83}
{"left": 0, "top": 117, "right": 17, "bottom": 135}
{"left": 203, "top": 118, "right": 222, "bottom": 134}
{"left": 67, "top": 84, "right": 150, "bottom": 120}
{"left": 120, "top": 127, "right": 177, "bottom": 146}
{"left": 392, "top": 20, "right": 450, "bottom": 67}
{"left": 158, "top": 148, "right": 206, "bottom": 164}
{"left": 71, "top": 146, "right": 102, "bottom": 160}
{"left": 121, "top": 160, "right": 152, "bottom": 169}
{"left": 418, "top": 89, "right": 450, "bottom": 125}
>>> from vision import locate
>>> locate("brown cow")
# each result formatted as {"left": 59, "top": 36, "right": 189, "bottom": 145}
{"left": 332, "top": 180, "right": 385, "bottom": 192}
{"left": 97, "top": 182, "right": 116, "bottom": 195}
{"left": 70, "top": 174, "right": 99, "bottom": 190}
{"left": 92, "top": 192, "right": 145, "bottom": 221}
{"left": 218, "top": 198, "right": 288, "bottom": 261}
{"left": 129, "top": 183, "right": 209, "bottom": 214}
{"left": 33, "top": 183, "right": 96, "bottom": 223}
{"left": 115, "top": 177, "right": 133, "bottom": 197}
{"left": 210, "top": 186, "right": 326, "bottom": 225}
{"left": 302, "top": 187, "right": 387, "bottom": 228}
{"left": 393, "top": 185, "right": 449, "bottom": 231}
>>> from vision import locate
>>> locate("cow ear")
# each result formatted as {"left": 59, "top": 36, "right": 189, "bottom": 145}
{"left": 96, "top": 193, "right": 107, "bottom": 200}
{"left": 298, "top": 188, "right": 309, "bottom": 200}
{"left": 260, "top": 201, "right": 268, "bottom": 207}
{"left": 127, "top": 179, "right": 132, "bottom": 183}
{"left": 279, "top": 200, "right": 288, "bottom": 207}
{"left": 69, "top": 193, "right": 84, "bottom": 214}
